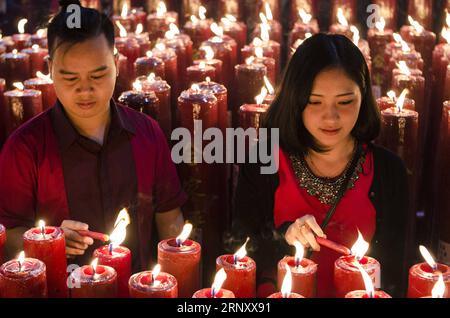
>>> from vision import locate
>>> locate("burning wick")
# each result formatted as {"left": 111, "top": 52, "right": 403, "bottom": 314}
{"left": 293, "top": 241, "right": 304, "bottom": 269}
{"left": 17, "top": 251, "right": 25, "bottom": 273}
{"left": 233, "top": 237, "right": 250, "bottom": 265}
{"left": 175, "top": 223, "right": 193, "bottom": 247}
{"left": 38, "top": 220, "right": 45, "bottom": 239}
{"left": 90, "top": 258, "right": 98, "bottom": 280}
{"left": 151, "top": 264, "right": 161, "bottom": 286}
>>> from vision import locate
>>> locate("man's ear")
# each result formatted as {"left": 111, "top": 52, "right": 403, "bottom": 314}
{"left": 114, "top": 51, "right": 119, "bottom": 77}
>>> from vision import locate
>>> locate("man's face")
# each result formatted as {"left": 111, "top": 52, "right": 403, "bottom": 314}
{"left": 49, "top": 34, "right": 117, "bottom": 121}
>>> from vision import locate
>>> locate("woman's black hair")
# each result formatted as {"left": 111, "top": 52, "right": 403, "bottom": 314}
{"left": 47, "top": 0, "right": 115, "bottom": 59}
{"left": 263, "top": 33, "right": 380, "bottom": 155}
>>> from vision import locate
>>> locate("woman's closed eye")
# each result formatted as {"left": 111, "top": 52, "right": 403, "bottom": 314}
{"left": 308, "top": 100, "right": 321, "bottom": 105}
{"left": 338, "top": 100, "right": 354, "bottom": 105}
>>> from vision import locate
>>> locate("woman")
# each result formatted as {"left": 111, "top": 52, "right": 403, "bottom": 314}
{"left": 230, "top": 33, "right": 409, "bottom": 298}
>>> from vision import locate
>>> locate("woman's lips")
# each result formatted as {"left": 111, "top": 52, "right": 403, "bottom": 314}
{"left": 320, "top": 128, "right": 341, "bottom": 136}
{"left": 76, "top": 101, "right": 96, "bottom": 109}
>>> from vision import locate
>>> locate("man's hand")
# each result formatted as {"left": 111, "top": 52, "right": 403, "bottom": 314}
{"left": 155, "top": 208, "right": 184, "bottom": 240}
{"left": 60, "top": 220, "right": 94, "bottom": 258}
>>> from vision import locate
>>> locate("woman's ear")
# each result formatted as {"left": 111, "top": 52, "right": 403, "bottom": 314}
{"left": 47, "top": 58, "right": 53, "bottom": 79}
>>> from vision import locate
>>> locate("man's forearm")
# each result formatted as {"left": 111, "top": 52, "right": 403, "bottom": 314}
{"left": 5, "top": 227, "right": 27, "bottom": 260}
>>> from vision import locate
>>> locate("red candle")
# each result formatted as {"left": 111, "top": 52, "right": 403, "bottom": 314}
{"left": 234, "top": 60, "right": 267, "bottom": 114}
{"left": 195, "top": 46, "right": 224, "bottom": 84}
{"left": 379, "top": 90, "right": 419, "bottom": 173}
{"left": 21, "top": 45, "right": 49, "bottom": 78}
{"left": 129, "top": 264, "right": 178, "bottom": 298}
{"left": 376, "top": 94, "right": 415, "bottom": 112}
{"left": 24, "top": 72, "right": 57, "bottom": 110}
{"left": 371, "top": 0, "right": 397, "bottom": 29}
{"left": 118, "top": 82, "right": 160, "bottom": 120}
{"left": 30, "top": 29, "right": 48, "bottom": 49}
{"left": 157, "top": 224, "right": 201, "bottom": 298}
{"left": 12, "top": 28, "right": 31, "bottom": 51}
{"left": 254, "top": 26, "right": 281, "bottom": 79}
{"left": 216, "top": 237, "right": 256, "bottom": 298}
{"left": 137, "top": 74, "right": 172, "bottom": 138}
{"left": 345, "top": 290, "right": 392, "bottom": 298}
{"left": 407, "top": 245, "right": 450, "bottom": 298}
{"left": 407, "top": 0, "right": 433, "bottom": 31}
{"left": 197, "top": 79, "right": 228, "bottom": 133}
{"left": 330, "top": 0, "right": 357, "bottom": 25}
{"left": 112, "top": 3, "right": 137, "bottom": 36}
{"left": 183, "top": 7, "right": 214, "bottom": 48}
{"left": 93, "top": 208, "right": 131, "bottom": 298}
{"left": 252, "top": 48, "right": 276, "bottom": 85}
{"left": 134, "top": 51, "right": 165, "bottom": 78}
{"left": 288, "top": 10, "right": 319, "bottom": 49}
{"left": 115, "top": 35, "right": 140, "bottom": 78}
{"left": 446, "top": 65, "right": 450, "bottom": 100}
{"left": 269, "top": 264, "right": 305, "bottom": 298}
{"left": 146, "top": 1, "right": 178, "bottom": 41}
{"left": 114, "top": 51, "right": 131, "bottom": 99}
{"left": 0, "top": 50, "right": 31, "bottom": 89}
{"left": 290, "top": 0, "right": 316, "bottom": 29}
{"left": 186, "top": 62, "right": 216, "bottom": 87}
{"left": 239, "top": 103, "right": 269, "bottom": 131}
{"left": 3, "top": 83, "right": 43, "bottom": 135}
{"left": 166, "top": 24, "right": 194, "bottom": 69}
{"left": 368, "top": 18, "right": 394, "bottom": 88}
{"left": 392, "top": 68, "right": 425, "bottom": 116}
{"left": 130, "top": 7, "right": 147, "bottom": 27}
{"left": 162, "top": 35, "right": 188, "bottom": 87}
{"left": 432, "top": 40, "right": 450, "bottom": 104}
{"left": 252, "top": 11, "right": 282, "bottom": 45}
{"left": 69, "top": 259, "right": 118, "bottom": 298}
{"left": 23, "top": 222, "right": 68, "bottom": 298}
{"left": 192, "top": 268, "right": 235, "bottom": 298}
{"left": 219, "top": 15, "right": 247, "bottom": 61}
{"left": 0, "top": 224, "right": 6, "bottom": 265}
{"left": 0, "top": 78, "right": 5, "bottom": 145}
{"left": 277, "top": 242, "right": 317, "bottom": 298}
{"left": 0, "top": 251, "right": 47, "bottom": 298}
{"left": 132, "top": 24, "right": 151, "bottom": 57}
{"left": 329, "top": 7, "right": 353, "bottom": 40}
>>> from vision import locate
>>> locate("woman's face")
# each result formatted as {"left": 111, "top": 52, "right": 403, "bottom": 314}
{"left": 49, "top": 34, "right": 118, "bottom": 121}
{"left": 302, "top": 67, "right": 362, "bottom": 150}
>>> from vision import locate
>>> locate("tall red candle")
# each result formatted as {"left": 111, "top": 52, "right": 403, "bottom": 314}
{"left": 114, "top": 51, "right": 131, "bottom": 99}
{"left": 290, "top": 0, "right": 316, "bottom": 29}
{"left": 407, "top": 262, "right": 450, "bottom": 298}
{"left": 0, "top": 78, "right": 5, "bottom": 145}
{"left": 0, "top": 252, "right": 47, "bottom": 298}
{"left": 3, "top": 85, "right": 43, "bottom": 135}
{"left": 157, "top": 238, "right": 201, "bottom": 298}
{"left": 288, "top": 12, "right": 319, "bottom": 49}
{"left": 134, "top": 51, "right": 165, "bottom": 78}
{"left": 183, "top": 13, "right": 214, "bottom": 49}
{"left": 0, "top": 50, "right": 31, "bottom": 89}
{"left": 130, "top": 7, "right": 147, "bottom": 27}
{"left": 118, "top": 85, "right": 160, "bottom": 120}
{"left": 69, "top": 262, "right": 118, "bottom": 298}
{"left": 0, "top": 224, "right": 6, "bottom": 265}
{"left": 234, "top": 60, "right": 267, "bottom": 115}
{"left": 115, "top": 36, "right": 140, "bottom": 78}
{"left": 407, "top": 0, "right": 433, "bottom": 31}
{"left": 23, "top": 224, "right": 68, "bottom": 298}
{"left": 392, "top": 71, "right": 425, "bottom": 116}
{"left": 132, "top": 24, "right": 151, "bottom": 57}
{"left": 146, "top": 1, "right": 178, "bottom": 41}
{"left": 162, "top": 36, "right": 188, "bottom": 87}
{"left": 24, "top": 73, "right": 57, "bottom": 110}
{"left": 112, "top": 3, "right": 137, "bottom": 36}
{"left": 368, "top": 20, "right": 394, "bottom": 88}
{"left": 253, "top": 13, "right": 282, "bottom": 46}
{"left": 129, "top": 265, "right": 178, "bottom": 298}
{"left": 186, "top": 62, "right": 216, "bottom": 87}
{"left": 219, "top": 15, "right": 247, "bottom": 61}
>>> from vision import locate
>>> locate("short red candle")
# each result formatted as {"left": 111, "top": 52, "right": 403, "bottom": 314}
{"left": 146, "top": 10, "right": 178, "bottom": 41}
{"left": 186, "top": 63, "right": 216, "bottom": 87}
{"left": 239, "top": 103, "right": 269, "bottom": 131}
{"left": 345, "top": 290, "right": 392, "bottom": 298}
{"left": 93, "top": 245, "right": 132, "bottom": 298}
{"left": 192, "top": 288, "right": 235, "bottom": 298}
{"left": 69, "top": 264, "right": 118, "bottom": 298}
{"left": 234, "top": 62, "right": 267, "bottom": 110}
{"left": 24, "top": 77, "right": 57, "bottom": 110}
{"left": 334, "top": 255, "right": 381, "bottom": 298}
{"left": 12, "top": 33, "right": 31, "bottom": 51}
{"left": 129, "top": 270, "right": 178, "bottom": 298}
{"left": 3, "top": 87, "right": 43, "bottom": 135}
{"left": 0, "top": 51, "right": 31, "bottom": 88}
{"left": 194, "top": 57, "right": 223, "bottom": 84}
{"left": 0, "top": 224, "right": 6, "bottom": 265}
{"left": 134, "top": 54, "right": 165, "bottom": 79}
{"left": 277, "top": 257, "right": 318, "bottom": 298}
{"left": 183, "top": 17, "right": 214, "bottom": 49}
{"left": 21, "top": 45, "right": 49, "bottom": 77}
{"left": 0, "top": 257, "right": 47, "bottom": 298}
{"left": 23, "top": 226, "right": 68, "bottom": 298}
{"left": 118, "top": 89, "right": 160, "bottom": 120}
{"left": 215, "top": 255, "right": 256, "bottom": 298}
{"left": 407, "top": 262, "right": 450, "bottom": 298}
{"left": 158, "top": 237, "right": 201, "bottom": 298}
{"left": 267, "top": 292, "right": 304, "bottom": 298}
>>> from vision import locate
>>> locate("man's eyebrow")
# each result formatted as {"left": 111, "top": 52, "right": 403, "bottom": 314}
{"left": 58, "top": 65, "right": 108, "bottom": 75}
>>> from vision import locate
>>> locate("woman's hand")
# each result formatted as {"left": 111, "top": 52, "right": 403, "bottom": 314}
{"left": 60, "top": 220, "right": 94, "bottom": 258}
{"left": 284, "top": 215, "right": 326, "bottom": 251}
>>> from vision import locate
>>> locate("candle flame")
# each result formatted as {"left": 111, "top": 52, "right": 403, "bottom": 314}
{"left": 18, "top": 18, "right": 28, "bottom": 34}
{"left": 91, "top": 258, "right": 98, "bottom": 272}
{"left": 356, "top": 262, "right": 375, "bottom": 298}
{"left": 233, "top": 237, "right": 250, "bottom": 263}
{"left": 115, "top": 21, "right": 128, "bottom": 38}
{"left": 114, "top": 47, "right": 119, "bottom": 56}
{"left": 225, "top": 14, "right": 237, "bottom": 22}
{"left": 146, "top": 50, "right": 153, "bottom": 58}
{"left": 191, "top": 83, "right": 200, "bottom": 92}
{"left": 165, "top": 30, "right": 175, "bottom": 40}
{"left": 133, "top": 80, "right": 143, "bottom": 92}
{"left": 255, "top": 46, "right": 263, "bottom": 58}
{"left": 393, "top": 33, "right": 403, "bottom": 43}
{"left": 400, "top": 39, "right": 411, "bottom": 52}
{"left": 419, "top": 245, "right": 437, "bottom": 270}
{"left": 169, "top": 23, "right": 180, "bottom": 35}
{"left": 151, "top": 264, "right": 161, "bottom": 281}
{"left": 396, "top": 89, "right": 408, "bottom": 112}
{"left": 375, "top": 17, "right": 386, "bottom": 32}
{"left": 264, "top": 76, "right": 274, "bottom": 94}
{"left": 298, "top": 9, "right": 312, "bottom": 24}
{"left": 109, "top": 208, "right": 130, "bottom": 248}
{"left": 206, "top": 76, "right": 211, "bottom": 83}
{"left": 281, "top": 264, "right": 292, "bottom": 298}
{"left": 198, "top": 61, "right": 207, "bottom": 69}
{"left": 350, "top": 25, "right": 360, "bottom": 45}
{"left": 446, "top": 9, "right": 450, "bottom": 28}
{"left": 396, "top": 61, "right": 411, "bottom": 76}
{"left": 245, "top": 56, "right": 255, "bottom": 65}
{"left": 36, "top": 71, "right": 52, "bottom": 83}
{"left": 255, "top": 87, "right": 268, "bottom": 105}
{"left": 175, "top": 223, "right": 193, "bottom": 246}
{"left": 156, "top": 1, "right": 167, "bottom": 17}
{"left": 17, "top": 251, "right": 25, "bottom": 270}
{"left": 264, "top": 3, "right": 273, "bottom": 21}
{"left": 259, "top": 12, "right": 269, "bottom": 25}
{"left": 190, "top": 15, "right": 199, "bottom": 24}
{"left": 211, "top": 268, "right": 227, "bottom": 297}
{"left": 252, "top": 37, "right": 263, "bottom": 47}
{"left": 432, "top": 273, "right": 446, "bottom": 298}
{"left": 337, "top": 8, "right": 348, "bottom": 27}
{"left": 387, "top": 90, "right": 396, "bottom": 101}
{"left": 198, "top": 6, "right": 207, "bottom": 20}
{"left": 32, "top": 44, "right": 40, "bottom": 51}
{"left": 442, "top": 27, "right": 450, "bottom": 44}
{"left": 201, "top": 46, "right": 214, "bottom": 60}
{"left": 293, "top": 241, "right": 304, "bottom": 265}
{"left": 155, "top": 42, "right": 166, "bottom": 51}
{"left": 36, "top": 28, "right": 46, "bottom": 37}
{"left": 408, "top": 16, "right": 424, "bottom": 33}
{"left": 147, "top": 72, "right": 156, "bottom": 82}
{"left": 211, "top": 22, "right": 223, "bottom": 37}
{"left": 120, "top": 3, "right": 128, "bottom": 19}
{"left": 135, "top": 23, "right": 143, "bottom": 35}
{"left": 260, "top": 23, "right": 270, "bottom": 42}
{"left": 350, "top": 230, "right": 369, "bottom": 261}
{"left": 13, "top": 82, "right": 24, "bottom": 90}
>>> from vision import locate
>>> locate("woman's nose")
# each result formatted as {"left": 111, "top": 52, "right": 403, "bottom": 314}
{"left": 322, "top": 103, "right": 340, "bottom": 121}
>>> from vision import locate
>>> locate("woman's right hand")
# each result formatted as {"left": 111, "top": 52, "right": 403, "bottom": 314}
{"left": 284, "top": 215, "right": 326, "bottom": 251}
{"left": 60, "top": 220, "right": 94, "bottom": 258}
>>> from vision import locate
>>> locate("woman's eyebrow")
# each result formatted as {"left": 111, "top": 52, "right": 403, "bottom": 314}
{"left": 310, "top": 92, "right": 355, "bottom": 97}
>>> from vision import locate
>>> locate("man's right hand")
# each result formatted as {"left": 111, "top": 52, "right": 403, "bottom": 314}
{"left": 60, "top": 220, "right": 94, "bottom": 258}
